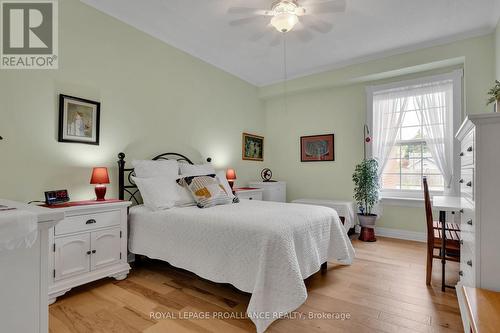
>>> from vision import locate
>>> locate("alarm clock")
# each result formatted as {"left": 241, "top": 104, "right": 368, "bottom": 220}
{"left": 44, "top": 189, "right": 70, "bottom": 206}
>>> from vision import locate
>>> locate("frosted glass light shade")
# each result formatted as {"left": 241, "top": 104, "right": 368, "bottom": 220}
{"left": 271, "top": 13, "right": 299, "bottom": 32}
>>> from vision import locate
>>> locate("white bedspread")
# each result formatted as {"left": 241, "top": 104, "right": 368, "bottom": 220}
{"left": 129, "top": 200, "right": 354, "bottom": 332}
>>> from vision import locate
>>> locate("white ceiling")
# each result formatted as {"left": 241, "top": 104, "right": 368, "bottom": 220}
{"left": 81, "top": 0, "right": 500, "bottom": 86}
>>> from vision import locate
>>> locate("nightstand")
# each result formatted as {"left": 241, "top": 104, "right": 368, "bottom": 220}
{"left": 44, "top": 200, "right": 131, "bottom": 304}
{"left": 234, "top": 187, "right": 264, "bottom": 201}
{"left": 248, "top": 181, "right": 286, "bottom": 202}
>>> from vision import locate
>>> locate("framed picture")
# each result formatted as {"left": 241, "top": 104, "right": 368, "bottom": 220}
{"left": 242, "top": 133, "right": 264, "bottom": 161}
{"left": 58, "top": 94, "right": 100, "bottom": 145}
{"left": 300, "top": 134, "right": 335, "bottom": 162}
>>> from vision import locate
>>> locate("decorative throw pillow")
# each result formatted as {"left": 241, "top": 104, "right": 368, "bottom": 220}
{"left": 178, "top": 175, "right": 234, "bottom": 208}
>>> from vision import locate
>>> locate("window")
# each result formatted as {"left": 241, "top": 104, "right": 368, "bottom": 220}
{"left": 367, "top": 71, "right": 462, "bottom": 199}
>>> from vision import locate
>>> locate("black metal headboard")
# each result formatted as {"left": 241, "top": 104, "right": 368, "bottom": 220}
{"left": 117, "top": 152, "right": 212, "bottom": 205}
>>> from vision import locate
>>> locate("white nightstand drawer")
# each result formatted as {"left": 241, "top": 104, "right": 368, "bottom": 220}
{"left": 237, "top": 191, "right": 263, "bottom": 201}
{"left": 55, "top": 210, "right": 121, "bottom": 236}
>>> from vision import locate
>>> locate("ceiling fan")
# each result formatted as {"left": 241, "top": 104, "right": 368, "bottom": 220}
{"left": 228, "top": 0, "right": 346, "bottom": 44}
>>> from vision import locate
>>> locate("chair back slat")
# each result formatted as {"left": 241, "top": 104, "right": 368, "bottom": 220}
{"left": 423, "top": 177, "right": 435, "bottom": 244}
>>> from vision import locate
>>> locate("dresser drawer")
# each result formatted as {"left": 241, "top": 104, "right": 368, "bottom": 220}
{"left": 237, "top": 191, "right": 263, "bottom": 201}
{"left": 55, "top": 210, "right": 121, "bottom": 236}
{"left": 460, "top": 207, "right": 475, "bottom": 233}
{"left": 460, "top": 168, "right": 474, "bottom": 201}
{"left": 460, "top": 245, "right": 476, "bottom": 287}
{"left": 460, "top": 131, "right": 475, "bottom": 167}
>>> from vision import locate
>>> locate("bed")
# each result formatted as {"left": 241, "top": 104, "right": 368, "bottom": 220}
{"left": 118, "top": 152, "right": 355, "bottom": 332}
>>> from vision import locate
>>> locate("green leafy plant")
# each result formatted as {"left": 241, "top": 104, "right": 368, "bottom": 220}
{"left": 487, "top": 80, "right": 500, "bottom": 105}
{"left": 352, "top": 158, "right": 380, "bottom": 216}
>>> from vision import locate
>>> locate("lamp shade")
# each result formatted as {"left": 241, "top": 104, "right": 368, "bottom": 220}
{"left": 90, "top": 167, "right": 110, "bottom": 184}
{"left": 226, "top": 168, "right": 237, "bottom": 181}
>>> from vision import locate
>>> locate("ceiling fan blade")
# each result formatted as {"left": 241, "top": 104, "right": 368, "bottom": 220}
{"left": 229, "top": 16, "right": 267, "bottom": 26}
{"left": 249, "top": 25, "right": 274, "bottom": 42}
{"left": 227, "top": 7, "right": 271, "bottom": 16}
{"left": 304, "top": 0, "right": 347, "bottom": 14}
{"left": 294, "top": 28, "right": 313, "bottom": 43}
{"left": 300, "top": 16, "right": 333, "bottom": 33}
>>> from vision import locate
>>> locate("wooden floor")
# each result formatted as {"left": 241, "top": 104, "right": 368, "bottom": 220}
{"left": 49, "top": 237, "right": 463, "bottom": 333}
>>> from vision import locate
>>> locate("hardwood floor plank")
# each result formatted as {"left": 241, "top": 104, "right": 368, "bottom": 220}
{"left": 49, "top": 237, "right": 463, "bottom": 333}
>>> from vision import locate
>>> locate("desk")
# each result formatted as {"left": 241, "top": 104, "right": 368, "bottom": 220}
{"left": 463, "top": 286, "right": 500, "bottom": 333}
{"left": 432, "top": 196, "right": 462, "bottom": 292}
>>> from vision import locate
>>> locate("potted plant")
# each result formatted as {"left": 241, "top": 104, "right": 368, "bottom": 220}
{"left": 487, "top": 80, "right": 500, "bottom": 112}
{"left": 352, "top": 158, "right": 379, "bottom": 242}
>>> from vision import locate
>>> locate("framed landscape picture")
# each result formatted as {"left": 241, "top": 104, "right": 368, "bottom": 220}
{"left": 242, "top": 133, "right": 264, "bottom": 161}
{"left": 300, "top": 134, "right": 335, "bottom": 162}
{"left": 58, "top": 94, "right": 100, "bottom": 145}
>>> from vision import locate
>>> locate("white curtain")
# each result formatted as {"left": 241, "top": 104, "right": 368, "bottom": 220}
{"left": 414, "top": 81, "right": 454, "bottom": 191}
{"left": 372, "top": 90, "right": 408, "bottom": 177}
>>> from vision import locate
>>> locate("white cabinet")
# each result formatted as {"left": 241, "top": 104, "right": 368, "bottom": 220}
{"left": 91, "top": 228, "right": 121, "bottom": 271}
{"left": 248, "top": 181, "right": 286, "bottom": 202}
{"left": 48, "top": 201, "right": 131, "bottom": 304}
{"left": 54, "top": 233, "right": 91, "bottom": 281}
{"left": 455, "top": 114, "right": 500, "bottom": 331}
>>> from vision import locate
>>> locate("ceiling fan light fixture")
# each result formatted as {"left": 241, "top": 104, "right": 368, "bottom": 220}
{"left": 271, "top": 12, "right": 299, "bottom": 32}
{"left": 270, "top": 1, "right": 299, "bottom": 33}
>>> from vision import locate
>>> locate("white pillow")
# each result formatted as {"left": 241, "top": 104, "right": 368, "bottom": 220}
{"left": 132, "top": 160, "right": 179, "bottom": 178}
{"left": 174, "top": 183, "right": 196, "bottom": 207}
{"left": 132, "top": 176, "right": 179, "bottom": 211}
{"left": 216, "top": 170, "right": 235, "bottom": 199}
{"left": 179, "top": 163, "right": 215, "bottom": 177}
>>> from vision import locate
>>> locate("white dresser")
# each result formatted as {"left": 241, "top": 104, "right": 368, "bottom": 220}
{"left": 455, "top": 114, "right": 500, "bottom": 330}
{"left": 234, "top": 187, "right": 264, "bottom": 201}
{"left": 248, "top": 181, "right": 287, "bottom": 202}
{"left": 47, "top": 200, "right": 131, "bottom": 303}
{"left": 0, "top": 200, "right": 63, "bottom": 333}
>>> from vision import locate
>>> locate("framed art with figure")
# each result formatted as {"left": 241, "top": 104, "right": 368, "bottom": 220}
{"left": 242, "top": 133, "right": 264, "bottom": 161}
{"left": 300, "top": 134, "right": 335, "bottom": 162}
{"left": 58, "top": 94, "right": 100, "bottom": 145}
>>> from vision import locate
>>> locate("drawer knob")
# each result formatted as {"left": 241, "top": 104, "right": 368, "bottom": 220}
{"left": 467, "top": 260, "right": 473, "bottom": 267}
{"left": 460, "top": 239, "right": 464, "bottom": 245}
{"left": 459, "top": 179, "right": 464, "bottom": 184}
{"left": 86, "top": 251, "right": 91, "bottom": 255}
{"left": 467, "top": 146, "right": 473, "bottom": 152}
{"left": 92, "top": 250, "right": 96, "bottom": 254}
{"left": 460, "top": 209, "right": 464, "bottom": 214}
{"left": 459, "top": 270, "right": 463, "bottom": 276}
{"left": 467, "top": 219, "right": 473, "bottom": 225}
{"left": 86, "top": 219, "right": 96, "bottom": 225}
{"left": 249, "top": 197, "right": 253, "bottom": 200}
{"left": 459, "top": 152, "right": 464, "bottom": 157}
{"left": 466, "top": 181, "right": 472, "bottom": 187}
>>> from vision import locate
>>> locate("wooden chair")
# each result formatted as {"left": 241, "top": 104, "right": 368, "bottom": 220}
{"left": 423, "top": 177, "right": 460, "bottom": 286}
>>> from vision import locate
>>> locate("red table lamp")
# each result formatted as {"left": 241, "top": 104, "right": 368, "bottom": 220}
{"left": 90, "top": 167, "right": 110, "bottom": 201}
{"left": 226, "top": 168, "right": 237, "bottom": 190}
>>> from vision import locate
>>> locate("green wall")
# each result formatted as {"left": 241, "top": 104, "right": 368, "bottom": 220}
{"left": 260, "top": 34, "right": 495, "bottom": 233}
{"left": 0, "top": 0, "right": 265, "bottom": 202}
{"left": 496, "top": 19, "right": 500, "bottom": 79}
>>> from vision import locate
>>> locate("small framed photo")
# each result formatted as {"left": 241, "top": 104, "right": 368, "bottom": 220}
{"left": 242, "top": 133, "right": 264, "bottom": 161}
{"left": 300, "top": 134, "right": 335, "bottom": 162}
{"left": 58, "top": 94, "right": 100, "bottom": 145}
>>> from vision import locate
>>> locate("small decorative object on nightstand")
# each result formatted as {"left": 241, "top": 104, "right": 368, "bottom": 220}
{"left": 90, "top": 167, "right": 110, "bottom": 201}
{"left": 226, "top": 168, "right": 237, "bottom": 190}
{"left": 45, "top": 200, "right": 131, "bottom": 304}
{"left": 234, "top": 187, "right": 264, "bottom": 201}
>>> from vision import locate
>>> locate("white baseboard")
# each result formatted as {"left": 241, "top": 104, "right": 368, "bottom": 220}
{"left": 355, "top": 225, "right": 426, "bottom": 242}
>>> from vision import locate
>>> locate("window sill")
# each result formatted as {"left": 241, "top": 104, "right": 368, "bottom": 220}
{"left": 380, "top": 196, "right": 425, "bottom": 208}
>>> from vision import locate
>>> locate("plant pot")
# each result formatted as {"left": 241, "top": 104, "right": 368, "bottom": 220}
{"left": 358, "top": 213, "right": 377, "bottom": 242}
{"left": 496, "top": 99, "right": 500, "bottom": 113}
